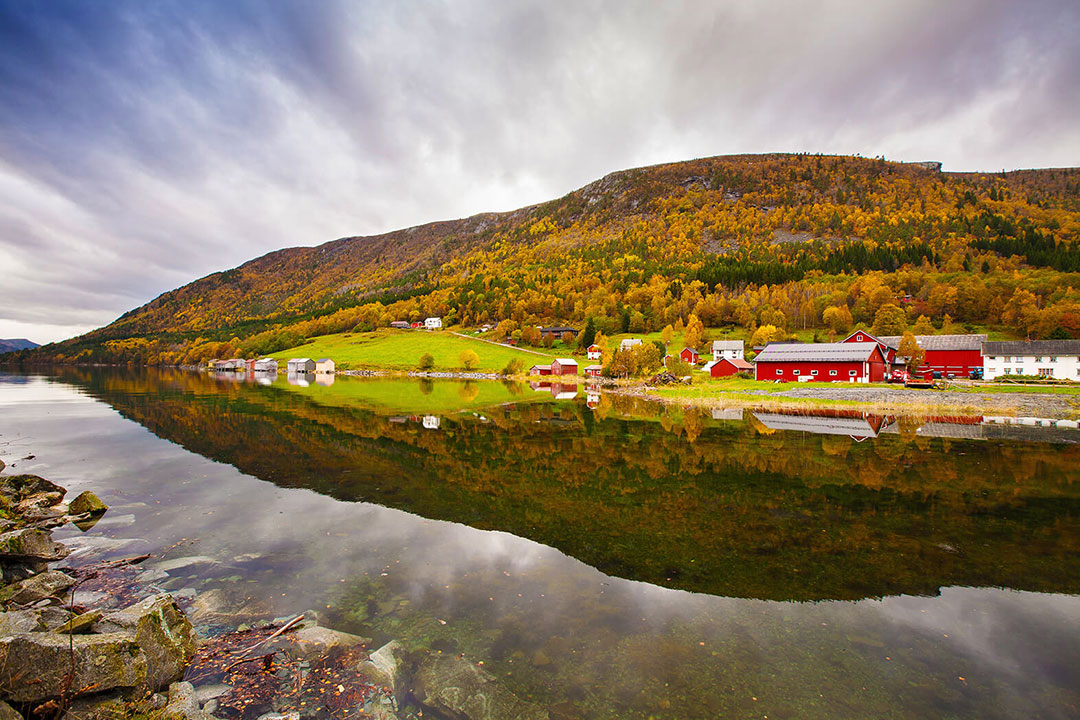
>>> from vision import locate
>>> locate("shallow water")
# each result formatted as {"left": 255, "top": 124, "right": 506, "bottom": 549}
{"left": 1, "top": 369, "right": 1078, "bottom": 719}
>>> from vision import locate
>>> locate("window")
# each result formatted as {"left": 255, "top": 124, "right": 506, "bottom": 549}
{"left": 856, "top": 334, "right": 864, "bottom": 341}
{"left": 793, "top": 369, "right": 800, "bottom": 375}
{"left": 776, "top": 369, "right": 782, "bottom": 376}
{"left": 849, "top": 370, "right": 857, "bottom": 376}
{"left": 1004, "top": 368, "right": 1011, "bottom": 375}
{"left": 1038, "top": 368, "right": 1053, "bottom": 378}
{"left": 830, "top": 370, "right": 837, "bottom": 376}
{"left": 1050, "top": 356, "right": 1057, "bottom": 363}
{"left": 988, "top": 356, "right": 996, "bottom": 361}
{"left": 811, "top": 370, "right": 819, "bottom": 376}
{"left": 1035, "top": 357, "right": 1043, "bottom": 363}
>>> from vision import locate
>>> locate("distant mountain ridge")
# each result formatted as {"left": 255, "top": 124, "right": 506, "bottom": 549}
{"left": 0, "top": 338, "right": 39, "bottom": 353}
{"left": 10, "top": 152, "right": 1080, "bottom": 365}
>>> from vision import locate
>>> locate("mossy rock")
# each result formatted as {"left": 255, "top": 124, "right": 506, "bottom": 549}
{"left": 0, "top": 528, "right": 70, "bottom": 562}
{"left": 69, "top": 490, "right": 108, "bottom": 516}
{"left": 0, "top": 632, "right": 147, "bottom": 703}
{"left": 101, "top": 594, "right": 197, "bottom": 692}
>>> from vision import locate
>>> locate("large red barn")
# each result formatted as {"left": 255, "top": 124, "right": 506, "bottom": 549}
{"left": 551, "top": 358, "right": 579, "bottom": 376}
{"left": 841, "top": 330, "right": 897, "bottom": 369}
{"left": 878, "top": 334, "right": 986, "bottom": 378}
{"left": 754, "top": 342, "right": 887, "bottom": 383}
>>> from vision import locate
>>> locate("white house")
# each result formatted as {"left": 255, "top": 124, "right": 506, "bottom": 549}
{"left": 620, "top": 338, "right": 642, "bottom": 352}
{"left": 286, "top": 358, "right": 315, "bottom": 373}
{"left": 315, "top": 358, "right": 335, "bottom": 374}
{"left": 712, "top": 340, "right": 744, "bottom": 361}
{"left": 424, "top": 317, "right": 443, "bottom": 330}
{"left": 253, "top": 358, "right": 278, "bottom": 373}
{"left": 982, "top": 340, "right": 1080, "bottom": 380}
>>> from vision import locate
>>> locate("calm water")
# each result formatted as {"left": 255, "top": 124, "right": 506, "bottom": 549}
{"left": 1, "top": 369, "right": 1078, "bottom": 719}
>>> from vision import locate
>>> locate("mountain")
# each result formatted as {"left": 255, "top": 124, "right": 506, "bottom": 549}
{"left": 12, "top": 153, "right": 1080, "bottom": 365}
{"left": 0, "top": 338, "right": 39, "bottom": 353}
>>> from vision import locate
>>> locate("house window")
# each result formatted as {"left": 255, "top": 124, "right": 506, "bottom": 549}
{"left": 988, "top": 356, "right": 996, "bottom": 361}
{"left": 829, "top": 370, "right": 837, "bottom": 376}
{"left": 1004, "top": 368, "right": 1011, "bottom": 375}
{"left": 849, "top": 370, "right": 857, "bottom": 376}
{"left": 793, "top": 369, "right": 800, "bottom": 375}
{"left": 1038, "top": 368, "right": 1052, "bottom": 378}
{"left": 856, "top": 334, "right": 864, "bottom": 341}
{"left": 1050, "top": 356, "right": 1057, "bottom": 362}
{"left": 811, "top": 370, "right": 819, "bottom": 376}
{"left": 1035, "top": 357, "right": 1043, "bottom": 363}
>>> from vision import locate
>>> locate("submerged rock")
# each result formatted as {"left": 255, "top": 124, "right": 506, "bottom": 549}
{"left": 163, "top": 681, "right": 218, "bottom": 720}
{"left": 0, "top": 568, "right": 75, "bottom": 604}
{"left": 415, "top": 653, "right": 548, "bottom": 720}
{"left": 0, "top": 632, "right": 147, "bottom": 703}
{"left": 272, "top": 624, "right": 371, "bottom": 661}
{"left": 359, "top": 640, "right": 409, "bottom": 697}
{"left": 68, "top": 490, "right": 108, "bottom": 516}
{"left": 0, "top": 528, "right": 69, "bottom": 562}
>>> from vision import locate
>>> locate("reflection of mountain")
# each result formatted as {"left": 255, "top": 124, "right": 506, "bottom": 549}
{"left": 55, "top": 368, "right": 1080, "bottom": 602}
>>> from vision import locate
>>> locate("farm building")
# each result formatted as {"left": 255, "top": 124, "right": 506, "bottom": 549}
{"left": 752, "top": 411, "right": 892, "bottom": 440}
{"left": 679, "top": 347, "right": 700, "bottom": 364}
{"left": 539, "top": 326, "right": 578, "bottom": 338}
{"left": 981, "top": 340, "right": 1080, "bottom": 380}
{"left": 584, "top": 364, "right": 603, "bottom": 377}
{"left": 841, "top": 330, "right": 898, "bottom": 369}
{"left": 529, "top": 365, "right": 552, "bottom": 376}
{"left": 315, "top": 358, "right": 335, "bottom": 374}
{"left": 253, "top": 358, "right": 278, "bottom": 372}
{"left": 287, "top": 358, "right": 316, "bottom": 373}
{"left": 711, "top": 340, "right": 744, "bottom": 361}
{"left": 587, "top": 344, "right": 602, "bottom": 360}
{"left": 551, "top": 358, "right": 578, "bottom": 376}
{"left": 879, "top": 334, "right": 987, "bottom": 377}
{"left": 390, "top": 321, "right": 411, "bottom": 329}
{"left": 424, "top": 317, "right": 442, "bottom": 330}
{"left": 703, "top": 357, "right": 753, "bottom": 378}
{"left": 754, "top": 342, "right": 887, "bottom": 383}
{"left": 620, "top": 338, "right": 642, "bottom": 352}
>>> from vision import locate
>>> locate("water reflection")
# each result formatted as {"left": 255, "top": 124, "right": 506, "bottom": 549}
{"left": 0, "top": 371, "right": 1077, "bottom": 720}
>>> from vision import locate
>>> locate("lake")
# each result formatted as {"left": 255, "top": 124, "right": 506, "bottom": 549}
{"left": 1, "top": 369, "right": 1078, "bottom": 719}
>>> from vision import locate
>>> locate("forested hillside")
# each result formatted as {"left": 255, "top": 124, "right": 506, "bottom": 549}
{"left": 12, "top": 153, "right": 1080, "bottom": 365}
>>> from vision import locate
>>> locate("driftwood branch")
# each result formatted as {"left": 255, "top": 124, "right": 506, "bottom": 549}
{"left": 223, "top": 651, "right": 277, "bottom": 673}
{"left": 223, "top": 614, "right": 305, "bottom": 673}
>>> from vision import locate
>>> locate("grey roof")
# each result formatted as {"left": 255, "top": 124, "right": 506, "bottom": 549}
{"left": 879, "top": 334, "right": 987, "bottom": 351}
{"left": 712, "top": 340, "right": 744, "bottom": 351}
{"left": 752, "top": 412, "right": 884, "bottom": 437}
{"left": 982, "top": 340, "right": 1080, "bottom": 356}
{"left": 754, "top": 342, "right": 881, "bottom": 363}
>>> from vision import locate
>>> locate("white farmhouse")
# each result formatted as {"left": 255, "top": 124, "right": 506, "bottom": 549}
{"left": 620, "top": 338, "right": 642, "bottom": 352}
{"left": 424, "top": 317, "right": 442, "bottom": 330}
{"left": 982, "top": 340, "right": 1080, "bottom": 380}
{"left": 712, "top": 340, "right": 745, "bottom": 361}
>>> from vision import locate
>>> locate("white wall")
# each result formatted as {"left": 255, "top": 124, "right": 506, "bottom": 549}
{"left": 983, "top": 352, "right": 1080, "bottom": 380}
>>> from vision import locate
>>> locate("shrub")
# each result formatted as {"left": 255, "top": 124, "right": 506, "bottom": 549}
{"left": 418, "top": 353, "right": 435, "bottom": 370}
{"left": 459, "top": 349, "right": 480, "bottom": 371}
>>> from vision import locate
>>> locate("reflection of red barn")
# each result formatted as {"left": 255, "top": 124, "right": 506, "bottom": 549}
{"left": 703, "top": 357, "right": 753, "bottom": 378}
{"left": 679, "top": 347, "right": 700, "bottom": 364}
{"left": 754, "top": 342, "right": 887, "bottom": 383}
{"left": 528, "top": 365, "right": 552, "bottom": 376}
{"left": 551, "top": 358, "right": 578, "bottom": 376}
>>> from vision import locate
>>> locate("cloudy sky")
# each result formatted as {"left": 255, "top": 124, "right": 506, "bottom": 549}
{"left": 1, "top": 0, "right": 1077, "bottom": 344}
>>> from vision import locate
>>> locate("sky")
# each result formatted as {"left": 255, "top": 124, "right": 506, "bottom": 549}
{"left": 1, "top": 0, "right": 1078, "bottom": 344}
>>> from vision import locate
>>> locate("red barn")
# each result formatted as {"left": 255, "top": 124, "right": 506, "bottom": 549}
{"left": 841, "top": 330, "right": 897, "bottom": 369}
{"left": 551, "top": 358, "right": 578, "bottom": 376}
{"left": 754, "top": 342, "right": 887, "bottom": 383}
{"left": 878, "top": 334, "right": 986, "bottom": 378}
{"left": 528, "top": 365, "right": 552, "bottom": 376}
{"left": 584, "top": 364, "right": 603, "bottom": 377}
{"left": 703, "top": 357, "right": 753, "bottom": 378}
{"left": 679, "top": 347, "right": 700, "bottom": 364}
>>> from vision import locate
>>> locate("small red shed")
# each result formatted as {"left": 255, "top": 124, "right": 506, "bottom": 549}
{"left": 529, "top": 365, "right": 552, "bottom": 376}
{"left": 704, "top": 357, "right": 753, "bottom": 378}
{"left": 584, "top": 364, "right": 602, "bottom": 377}
{"left": 551, "top": 358, "right": 578, "bottom": 376}
{"left": 679, "top": 347, "right": 700, "bottom": 365}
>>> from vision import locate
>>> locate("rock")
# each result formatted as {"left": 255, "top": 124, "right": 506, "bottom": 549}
{"left": 256, "top": 713, "right": 299, "bottom": 720}
{"left": 415, "top": 653, "right": 548, "bottom": 720}
{"left": 61, "top": 535, "right": 150, "bottom": 559}
{"left": 100, "top": 594, "right": 197, "bottom": 692}
{"left": 60, "top": 693, "right": 127, "bottom": 720}
{"left": 0, "top": 528, "right": 69, "bottom": 562}
{"left": 0, "top": 609, "right": 49, "bottom": 634}
{"left": 68, "top": 491, "right": 108, "bottom": 516}
{"left": 0, "top": 474, "right": 66, "bottom": 501}
{"left": 0, "top": 700, "right": 21, "bottom": 720}
{"left": 54, "top": 609, "right": 103, "bottom": 634}
{"left": 0, "top": 569, "right": 76, "bottom": 604}
{"left": 136, "top": 568, "right": 170, "bottom": 584}
{"left": 151, "top": 555, "right": 220, "bottom": 573}
{"left": 0, "top": 632, "right": 147, "bottom": 703}
{"left": 0, "top": 561, "right": 47, "bottom": 585}
{"left": 193, "top": 683, "right": 231, "bottom": 704}
{"left": 271, "top": 625, "right": 370, "bottom": 662}
{"left": 163, "top": 681, "right": 217, "bottom": 720}
{"left": 359, "top": 640, "right": 409, "bottom": 697}
{"left": 15, "top": 491, "right": 64, "bottom": 514}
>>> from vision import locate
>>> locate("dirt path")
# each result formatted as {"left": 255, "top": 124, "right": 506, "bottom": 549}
{"left": 449, "top": 332, "right": 555, "bottom": 358}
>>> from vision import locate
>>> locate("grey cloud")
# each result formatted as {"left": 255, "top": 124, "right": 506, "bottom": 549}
{"left": 0, "top": 0, "right": 1077, "bottom": 343}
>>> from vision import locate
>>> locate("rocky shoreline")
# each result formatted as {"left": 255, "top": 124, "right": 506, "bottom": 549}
{"left": 0, "top": 458, "right": 549, "bottom": 720}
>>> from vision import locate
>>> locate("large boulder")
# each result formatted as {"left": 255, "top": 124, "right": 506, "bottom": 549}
{"left": 68, "top": 491, "right": 108, "bottom": 516}
{"left": 415, "top": 653, "right": 548, "bottom": 720}
{"left": 0, "top": 475, "right": 66, "bottom": 502}
{"left": 0, "top": 632, "right": 147, "bottom": 703}
{"left": 0, "top": 569, "right": 75, "bottom": 604}
{"left": 100, "top": 594, "right": 197, "bottom": 691}
{"left": 0, "top": 528, "right": 69, "bottom": 562}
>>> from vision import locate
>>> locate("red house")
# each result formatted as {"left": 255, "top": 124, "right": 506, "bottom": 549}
{"left": 584, "top": 364, "right": 603, "bottom": 377}
{"left": 679, "top": 347, "right": 700, "bottom": 364}
{"left": 754, "top": 342, "right": 887, "bottom": 383}
{"left": 551, "top": 358, "right": 578, "bottom": 376}
{"left": 587, "top": 344, "right": 602, "bottom": 360}
{"left": 528, "top": 365, "right": 552, "bottom": 376}
{"left": 703, "top": 357, "right": 753, "bottom": 378}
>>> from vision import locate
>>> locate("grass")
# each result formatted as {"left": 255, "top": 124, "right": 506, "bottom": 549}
{"left": 270, "top": 330, "right": 564, "bottom": 373}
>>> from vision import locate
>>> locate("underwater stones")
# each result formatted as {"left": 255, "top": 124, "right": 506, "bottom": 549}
{"left": 68, "top": 490, "right": 108, "bottom": 516}
{"left": 273, "top": 624, "right": 371, "bottom": 661}
{"left": 0, "top": 632, "right": 147, "bottom": 703}
{"left": 101, "top": 594, "right": 197, "bottom": 692}
{"left": 0, "top": 528, "right": 70, "bottom": 562}
{"left": 0, "top": 568, "right": 75, "bottom": 604}
{"left": 151, "top": 555, "right": 220, "bottom": 573}
{"left": 359, "top": 640, "right": 409, "bottom": 697}
{"left": 415, "top": 653, "right": 549, "bottom": 720}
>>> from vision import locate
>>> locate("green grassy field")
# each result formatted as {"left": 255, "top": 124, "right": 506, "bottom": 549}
{"left": 270, "top": 330, "right": 564, "bottom": 372}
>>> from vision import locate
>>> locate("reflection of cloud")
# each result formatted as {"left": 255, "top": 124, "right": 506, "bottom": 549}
{"left": 2, "top": 1, "right": 1078, "bottom": 342}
